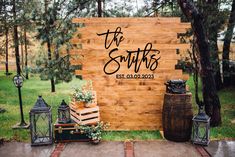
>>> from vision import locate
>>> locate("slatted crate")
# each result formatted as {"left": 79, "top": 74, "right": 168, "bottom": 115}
{"left": 70, "top": 104, "right": 100, "bottom": 125}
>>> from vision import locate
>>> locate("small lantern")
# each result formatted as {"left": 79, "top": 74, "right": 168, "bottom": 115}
{"left": 29, "top": 96, "right": 53, "bottom": 146}
{"left": 58, "top": 100, "right": 71, "bottom": 124}
{"left": 13, "top": 75, "right": 23, "bottom": 88}
{"left": 192, "top": 106, "right": 210, "bottom": 146}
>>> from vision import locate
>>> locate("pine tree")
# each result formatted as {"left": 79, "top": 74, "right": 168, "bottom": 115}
{"left": 32, "top": 0, "right": 89, "bottom": 92}
{"left": 0, "top": 0, "right": 12, "bottom": 75}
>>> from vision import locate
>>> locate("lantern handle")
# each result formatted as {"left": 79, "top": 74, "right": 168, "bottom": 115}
{"left": 198, "top": 101, "right": 204, "bottom": 114}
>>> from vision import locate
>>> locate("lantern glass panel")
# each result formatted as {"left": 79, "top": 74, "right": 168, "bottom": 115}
{"left": 65, "top": 110, "right": 70, "bottom": 119}
{"left": 58, "top": 100, "right": 71, "bottom": 124}
{"left": 30, "top": 111, "right": 52, "bottom": 145}
{"left": 192, "top": 121, "right": 210, "bottom": 145}
{"left": 58, "top": 109, "right": 70, "bottom": 123}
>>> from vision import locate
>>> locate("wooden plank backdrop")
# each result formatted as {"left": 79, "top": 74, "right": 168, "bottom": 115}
{"left": 70, "top": 17, "right": 190, "bottom": 130}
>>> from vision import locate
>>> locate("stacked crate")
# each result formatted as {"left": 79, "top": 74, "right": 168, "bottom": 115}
{"left": 70, "top": 91, "right": 100, "bottom": 125}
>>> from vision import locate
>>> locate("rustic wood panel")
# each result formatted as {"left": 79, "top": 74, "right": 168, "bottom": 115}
{"left": 72, "top": 17, "right": 182, "bottom": 23}
{"left": 70, "top": 17, "right": 190, "bottom": 130}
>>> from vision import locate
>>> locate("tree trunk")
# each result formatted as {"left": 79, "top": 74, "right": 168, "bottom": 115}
{"left": 47, "top": 40, "right": 55, "bottom": 92}
{"left": 5, "top": 27, "right": 9, "bottom": 75}
{"left": 45, "top": 0, "right": 55, "bottom": 92}
{"left": 98, "top": 0, "right": 102, "bottom": 17}
{"left": 20, "top": 32, "right": 24, "bottom": 71}
{"left": 13, "top": 0, "right": 21, "bottom": 75}
{"left": 223, "top": 0, "right": 235, "bottom": 87}
{"left": 24, "top": 27, "right": 29, "bottom": 79}
{"left": 178, "top": 0, "right": 221, "bottom": 127}
{"left": 4, "top": 0, "right": 9, "bottom": 75}
{"left": 202, "top": 0, "right": 223, "bottom": 90}
{"left": 55, "top": 45, "right": 59, "bottom": 59}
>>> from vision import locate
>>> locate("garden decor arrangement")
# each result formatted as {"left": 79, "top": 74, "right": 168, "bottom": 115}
{"left": 53, "top": 83, "right": 103, "bottom": 143}
{"left": 78, "top": 122, "right": 109, "bottom": 144}
{"left": 70, "top": 84, "right": 100, "bottom": 125}
{"left": 72, "top": 82, "right": 97, "bottom": 108}
{"left": 29, "top": 84, "right": 105, "bottom": 144}
{"left": 54, "top": 94, "right": 103, "bottom": 143}
{"left": 73, "top": 88, "right": 94, "bottom": 108}
{"left": 162, "top": 79, "right": 193, "bottom": 142}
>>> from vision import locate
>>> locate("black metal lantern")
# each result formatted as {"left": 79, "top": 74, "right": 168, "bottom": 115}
{"left": 13, "top": 75, "right": 24, "bottom": 88}
{"left": 13, "top": 75, "right": 23, "bottom": 87}
{"left": 192, "top": 106, "right": 210, "bottom": 146}
{"left": 58, "top": 100, "right": 71, "bottom": 124}
{"left": 29, "top": 96, "right": 53, "bottom": 146}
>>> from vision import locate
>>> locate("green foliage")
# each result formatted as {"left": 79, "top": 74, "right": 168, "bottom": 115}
{"left": 31, "top": 0, "right": 89, "bottom": 87}
{"left": 36, "top": 55, "right": 73, "bottom": 83}
{"left": 73, "top": 87, "right": 93, "bottom": 103}
{"left": 78, "top": 121, "right": 109, "bottom": 141}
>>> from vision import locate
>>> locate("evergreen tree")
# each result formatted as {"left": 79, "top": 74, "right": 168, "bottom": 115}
{"left": 18, "top": 0, "right": 38, "bottom": 79}
{"left": 0, "top": 0, "right": 12, "bottom": 75}
{"left": 32, "top": 0, "right": 89, "bottom": 92}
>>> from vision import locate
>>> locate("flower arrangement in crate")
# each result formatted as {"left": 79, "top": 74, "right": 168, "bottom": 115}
{"left": 78, "top": 121, "right": 109, "bottom": 144}
{"left": 72, "top": 82, "right": 96, "bottom": 108}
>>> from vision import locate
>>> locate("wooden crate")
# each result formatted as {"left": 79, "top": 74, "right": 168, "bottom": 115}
{"left": 70, "top": 104, "right": 100, "bottom": 125}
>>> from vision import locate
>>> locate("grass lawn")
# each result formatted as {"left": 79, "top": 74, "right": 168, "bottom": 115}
{"left": 0, "top": 71, "right": 162, "bottom": 142}
{"left": 0, "top": 71, "right": 234, "bottom": 142}
{"left": 187, "top": 76, "right": 235, "bottom": 140}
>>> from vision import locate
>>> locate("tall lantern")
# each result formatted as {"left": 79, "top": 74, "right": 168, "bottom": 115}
{"left": 29, "top": 96, "right": 53, "bottom": 146}
{"left": 192, "top": 106, "right": 210, "bottom": 146}
{"left": 58, "top": 100, "right": 71, "bottom": 124}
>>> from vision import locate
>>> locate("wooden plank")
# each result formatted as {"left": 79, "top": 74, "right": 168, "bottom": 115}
{"left": 83, "top": 23, "right": 190, "bottom": 29}
{"left": 71, "top": 37, "right": 180, "bottom": 45}
{"left": 77, "top": 24, "right": 190, "bottom": 32}
{"left": 77, "top": 30, "right": 177, "bottom": 37}
{"left": 71, "top": 33, "right": 179, "bottom": 42}
{"left": 75, "top": 68, "right": 182, "bottom": 77}
{"left": 94, "top": 85, "right": 166, "bottom": 92}
{"left": 79, "top": 112, "right": 99, "bottom": 120}
{"left": 68, "top": 48, "right": 178, "bottom": 55}
{"left": 72, "top": 17, "right": 182, "bottom": 24}
{"left": 70, "top": 55, "right": 180, "bottom": 66}
{"left": 70, "top": 42, "right": 190, "bottom": 50}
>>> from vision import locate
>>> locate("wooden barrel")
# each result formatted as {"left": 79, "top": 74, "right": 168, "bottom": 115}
{"left": 162, "top": 92, "right": 193, "bottom": 142}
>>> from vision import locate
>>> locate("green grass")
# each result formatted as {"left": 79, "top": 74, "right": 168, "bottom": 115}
{"left": 0, "top": 71, "right": 234, "bottom": 142}
{"left": 0, "top": 71, "right": 85, "bottom": 141}
{"left": 102, "top": 131, "right": 162, "bottom": 141}
{"left": 187, "top": 76, "right": 235, "bottom": 139}
{"left": 0, "top": 71, "right": 162, "bottom": 142}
